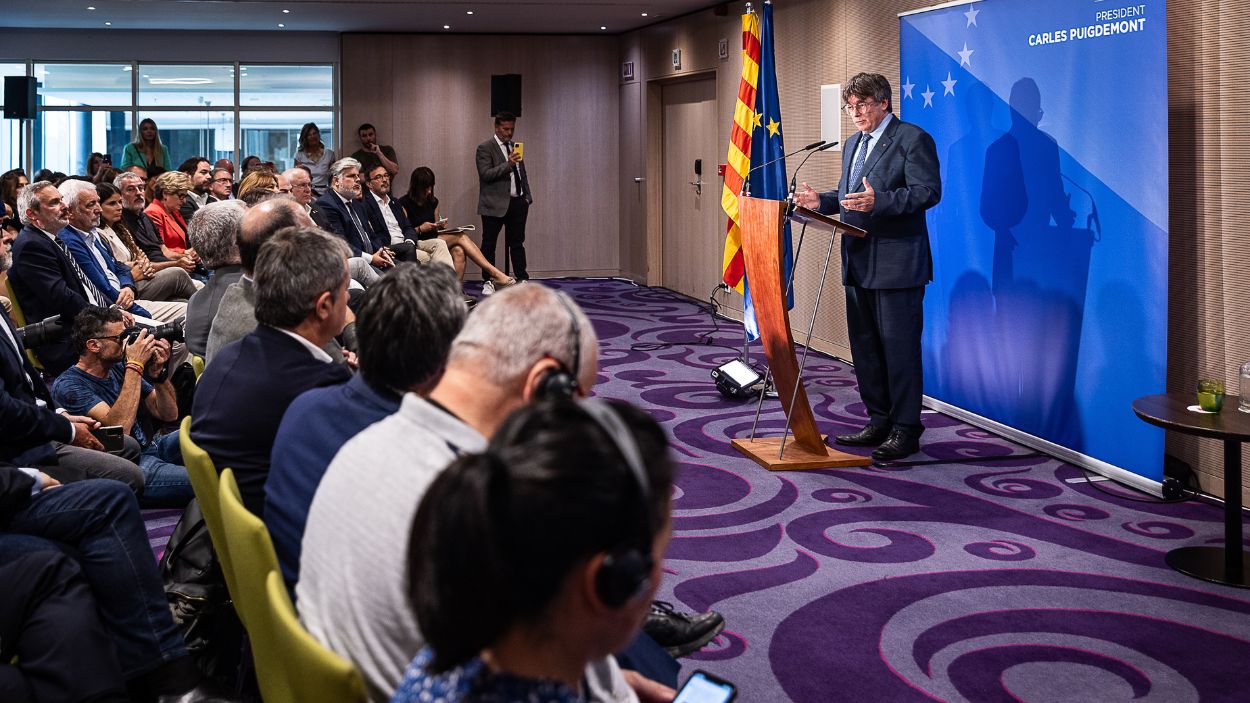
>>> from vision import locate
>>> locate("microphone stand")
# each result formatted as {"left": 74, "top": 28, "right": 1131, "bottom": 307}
{"left": 741, "top": 140, "right": 825, "bottom": 197}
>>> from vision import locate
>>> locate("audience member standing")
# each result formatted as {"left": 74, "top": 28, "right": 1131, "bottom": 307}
{"left": 351, "top": 123, "right": 399, "bottom": 177}
{"left": 476, "top": 111, "right": 533, "bottom": 292}
{"left": 119, "top": 118, "right": 172, "bottom": 175}
{"left": 295, "top": 122, "right": 335, "bottom": 192}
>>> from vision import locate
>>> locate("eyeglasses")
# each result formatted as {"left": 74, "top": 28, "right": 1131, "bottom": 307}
{"left": 290, "top": 183, "right": 312, "bottom": 190}
{"left": 92, "top": 332, "right": 129, "bottom": 345}
{"left": 368, "top": 174, "right": 390, "bottom": 181}
{"left": 843, "top": 100, "right": 879, "bottom": 115}
{"left": 211, "top": 177, "right": 233, "bottom": 184}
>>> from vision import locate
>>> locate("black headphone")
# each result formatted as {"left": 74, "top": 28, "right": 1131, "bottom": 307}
{"left": 580, "top": 398, "right": 656, "bottom": 609}
{"left": 536, "top": 292, "right": 582, "bottom": 401}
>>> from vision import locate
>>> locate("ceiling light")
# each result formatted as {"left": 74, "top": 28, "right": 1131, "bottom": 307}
{"left": 443, "top": 24, "right": 451, "bottom": 29}
{"left": 600, "top": 26, "right": 607, "bottom": 30}
{"left": 466, "top": 10, "right": 474, "bottom": 15}
{"left": 641, "top": 12, "right": 648, "bottom": 16}
{"left": 283, "top": 8, "right": 291, "bottom": 13}
{"left": 278, "top": 23, "right": 285, "bottom": 27}
{"left": 87, "top": 5, "right": 95, "bottom": 9}
{"left": 123, "top": 66, "right": 132, "bottom": 71}
{"left": 104, "top": 21, "right": 111, "bottom": 25}
{"left": 150, "top": 78, "right": 213, "bottom": 85}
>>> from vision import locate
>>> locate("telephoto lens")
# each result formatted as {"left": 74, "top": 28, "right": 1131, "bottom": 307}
{"left": 125, "top": 320, "right": 186, "bottom": 344}
{"left": 14, "top": 315, "right": 65, "bottom": 348}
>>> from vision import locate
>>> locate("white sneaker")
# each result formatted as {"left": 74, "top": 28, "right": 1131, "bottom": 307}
{"left": 481, "top": 280, "right": 496, "bottom": 296}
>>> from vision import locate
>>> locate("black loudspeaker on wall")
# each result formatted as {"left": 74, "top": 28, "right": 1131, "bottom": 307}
{"left": 490, "top": 74, "right": 522, "bottom": 118}
{"left": 4, "top": 76, "right": 37, "bottom": 120}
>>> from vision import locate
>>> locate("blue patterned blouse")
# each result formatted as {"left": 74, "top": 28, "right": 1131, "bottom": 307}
{"left": 390, "top": 647, "right": 585, "bottom": 703}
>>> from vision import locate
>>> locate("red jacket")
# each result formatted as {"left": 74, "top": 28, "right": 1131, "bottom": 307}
{"left": 144, "top": 201, "right": 188, "bottom": 252}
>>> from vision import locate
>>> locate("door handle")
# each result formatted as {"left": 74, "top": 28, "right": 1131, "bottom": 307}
{"left": 634, "top": 177, "right": 645, "bottom": 183}
{"left": 688, "top": 179, "right": 703, "bottom": 195}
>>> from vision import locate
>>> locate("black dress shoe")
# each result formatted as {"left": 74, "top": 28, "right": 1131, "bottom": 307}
{"left": 835, "top": 423, "right": 892, "bottom": 447}
{"left": 643, "top": 601, "right": 726, "bottom": 658}
{"left": 871, "top": 428, "right": 921, "bottom": 462}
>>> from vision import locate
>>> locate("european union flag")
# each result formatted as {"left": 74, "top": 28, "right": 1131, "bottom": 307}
{"left": 742, "top": 0, "right": 793, "bottom": 341}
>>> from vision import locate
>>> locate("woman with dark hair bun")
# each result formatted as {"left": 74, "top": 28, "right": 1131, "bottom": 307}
{"left": 392, "top": 399, "right": 675, "bottom": 703}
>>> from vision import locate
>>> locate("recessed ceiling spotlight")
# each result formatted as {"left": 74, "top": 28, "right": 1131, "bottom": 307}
{"left": 466, "top": 10, "right": 474, "bottom": 15}
{"left": 641, "top": 12, "right": 648, "bottom": 17}
{"left": 104, "top": 21, "right": 111, "bottom": 25}
{"left": 283, "top": 8, "right": 291, "bottom": 13}
{"left": 278, "top": 23, "right": 285, "bottom": 27}
{"left": 87, "top": 5, "right": 96, "bottom": 9}
{"left": 443, "top": 24, "right": 451, "bottom": 29}
{"left": 600, "top": 26, "right": 606, "bottom": 30}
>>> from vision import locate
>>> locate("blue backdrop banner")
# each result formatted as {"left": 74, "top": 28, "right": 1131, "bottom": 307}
{"left": 900, "top": 0, "right": 1167, "bottom": 480}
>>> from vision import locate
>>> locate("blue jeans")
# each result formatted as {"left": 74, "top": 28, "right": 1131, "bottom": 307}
{"left": 0, "top": 479, "right": 188, "bottom": 680}
{"left": 139, "top": 431, "right": 194, "bottom": 508}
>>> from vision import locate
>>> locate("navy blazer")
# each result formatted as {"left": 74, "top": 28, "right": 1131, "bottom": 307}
{"left": 361, "top": 192, "right": 418, "bottom": 247}
{"left": 190, "top": 324, "right": 352, "bottom": 516}
{"left": 816, "top": 116, "right": 942, "bottom": 289}
{"left": 57, "top": 226, "right": 153, "bottom": 318}
{"left": 0, "top": 313, "right": 73, "bottom": 466}
{"left": 313, "top": 191, "right": 377, "bottom": 257}
{"left": 6, "top": 225, "right": 95, "bottom": 373}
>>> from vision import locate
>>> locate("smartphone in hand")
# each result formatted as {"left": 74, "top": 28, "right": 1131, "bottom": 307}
{"left": 90, "top": 425, "right": 125, "bottom": 455}
{"left": 673, "top": 671, "right": 736, "bottom": 703}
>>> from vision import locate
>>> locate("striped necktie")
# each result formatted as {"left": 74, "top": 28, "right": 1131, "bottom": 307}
{"left": 54, "top": 235, "right": 111, "bottom": 307}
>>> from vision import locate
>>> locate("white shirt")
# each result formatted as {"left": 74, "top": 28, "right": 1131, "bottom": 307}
{"left": 70, "top": 225, "right": 121, "bottom": 292}
{"left": 188, "top": 191, "right": 209, "bottom": 209}
{"left": 370, "top": 191, "right": 405, "bottom": 245}
{"left": 494, "top": 134, "right": 519, "bottom": 197}
{"left": 276, "top": 327, "right": 333, "bottom": 363}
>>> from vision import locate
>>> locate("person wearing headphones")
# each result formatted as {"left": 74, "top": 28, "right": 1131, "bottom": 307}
{"left": 392, "top": 398, "right": 673, "bottom": 702}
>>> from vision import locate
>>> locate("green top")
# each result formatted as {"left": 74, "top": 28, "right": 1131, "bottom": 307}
{"left": 119, "top": 142, "right": 172, "bottom": 173}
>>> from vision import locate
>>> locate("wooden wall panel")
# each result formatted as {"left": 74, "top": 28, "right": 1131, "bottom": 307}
{"left": 341, "top": 34, "right": 620, "bottom": 277}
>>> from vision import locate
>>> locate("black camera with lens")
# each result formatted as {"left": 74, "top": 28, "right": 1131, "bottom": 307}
{"left": 15, "top": 315, "right": 66, "bottom": 349}
{"left": 125, "top": 321, "right": 185, "bottom": 345}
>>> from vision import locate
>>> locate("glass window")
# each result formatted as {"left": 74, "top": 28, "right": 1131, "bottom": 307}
{"left": 240, "top": 65, "right": 333, "bottom": 107}
{"left": 35, "top": 63, "right": 131, "bottom": 107}
{"left": 32, "top": 110, "right": 130, "bottom": 176}
{"left": 141, "top": 111, "right": 236, "bottom": 167}
{"left": 138, "top": 64, "right": 235, "bottom": 107}
{"left": 240, "top": 111, "right": 334, "bottom": 171}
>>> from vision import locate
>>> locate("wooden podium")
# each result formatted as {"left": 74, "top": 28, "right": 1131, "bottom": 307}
{"left": 730, "top": 197, "right": 872, "bottom": 471}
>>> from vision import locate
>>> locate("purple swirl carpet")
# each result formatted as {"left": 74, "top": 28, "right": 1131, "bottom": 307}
{"left": 146, "top": 277, "right": 1250, "bottom": 702}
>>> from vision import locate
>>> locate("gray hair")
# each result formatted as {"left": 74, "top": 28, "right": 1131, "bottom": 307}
{"left": 57, "top": 179, "right": 97, "bottom": 211}
{"left": 328, "top": 157, "right": 361, "bottom": 182}
{"left": 357, "top": 264, "right": 467, "bottom": 393}
{"left": 281, "top": 167, "right": 310, "bottom": 182}
{"left": 113, "top": 171, "right": 143, "bottom": 190}
{"left": 253, "top": 226, "right": 350, "bottom": 329}
{"left": 449, "top": 284, "right": 597, "bottom": 388}
{"left": 187, "top": 200, "right": 246, "bottom": 268}
{"left": 16, "top": 181, "right": 56, "bottom": 226}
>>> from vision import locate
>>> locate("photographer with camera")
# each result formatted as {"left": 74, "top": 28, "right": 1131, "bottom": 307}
{"left": 51, "top": 306, "right": 193, "bottom": 508}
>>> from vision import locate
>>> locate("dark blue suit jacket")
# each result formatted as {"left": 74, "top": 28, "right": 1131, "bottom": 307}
{"left": 361, "top": 193, "right": 418, "bottom": 247}
{"left": 56, "top": 226, "right": 152, "bottom": 318}
{"left": 190, "top": 324, "right": 352, "bottom": 516}
{"left": 313, "top": 191, "right": 377, "bottom": 257}
{"left": 816, "top": 116, "right": 942, "bottom": 289}
{"left": 6, "top": 225, "right": 94, "bottom": 373}
{"left": 0, "top": 314, "right": 73, "bottom": 466}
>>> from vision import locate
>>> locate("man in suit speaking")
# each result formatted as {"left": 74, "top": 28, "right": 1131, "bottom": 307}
{"left": 476, "top": 111, "right": 532, "bottom": 292}
{"left": 794, "top": 73, "right": 941, "bottom": 461}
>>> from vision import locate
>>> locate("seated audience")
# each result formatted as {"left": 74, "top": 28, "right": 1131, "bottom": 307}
{"left": 240, "top": 155, "right": 262, "bottom": 176}
{"left": 266, "top": 263, "right": 465, "bottom": 590}
{"left": 191, "top": 226, "right": 353, "bottom": 515}
{"left": 176, "top": 156, "right": 212, "bottom": 222}
{"left": 0, "top": 466, "right": 225, "bottom": 701}
{"left": 236, "top": 169, "right": 280, "bottom": 206}
{"left": 210, "top": 162, "right": 235, "bottom": 200}
{"left": 119, "top": 117, "right": 172, "bottom": 174}
{"left": 300, "top": 284, "right": 704, "bottom": 702}
{"left": 93, "top": 165, "right": 121, "bottom": 186}
{"left": 1, "top": 169, "right": 30, "bottom": 215}
{"left": 400, "top": 166, "right": 516, "bottom": 292}
{"left": 143, "top": 171, "right": 195, "bottom": 256}
{"left": 295, "top": 122, "right": 335, "bottom": 192}
{"left": 7, "top": 181, "right": 119, "bottom": 374}
{"left": 1, "top": 227, "right": 144, "bottom": 490}
{"left": 115, "top": 172, "right": 201, "bottom": 282}
{"left": 86, "top": 151, "right": 110, "bottom": 180}
{"left": 184, "top": 200, "right": 246, "bottom": 356}
{"left": 392, "top": 399, "right": 674, "bottom": 703}
{"left": 52, "top": 306, "right": 193, "bottom": 508}
{"left": 56, "top": 179, "right": 187, "bottom": 323}
{"left": 98, "top": 182, "right": 198, "bottom": 306}
{"left": 360, "top": 164, "right": 452, "bottom": 268}
{"left": 315, "top": 157, "right": 400, "bottom": 288}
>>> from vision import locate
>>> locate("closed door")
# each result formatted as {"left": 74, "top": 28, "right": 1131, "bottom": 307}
{"left": 661, "top": 77, "right": 720, "bottom": 300}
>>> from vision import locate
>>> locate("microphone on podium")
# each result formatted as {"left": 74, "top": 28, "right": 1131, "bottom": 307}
{"left": 740, "top": 140, "right": 827, "bottom": 196}
{"left": 788, "top": 141, "right": 839, "bottom": 200}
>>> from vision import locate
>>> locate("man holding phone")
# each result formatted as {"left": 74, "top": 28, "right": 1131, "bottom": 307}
{"left": 476, "top": 111, "right": 533, "bottom": 291}
{"left": 51, "top": 306, "right": 193, "bottom": 508}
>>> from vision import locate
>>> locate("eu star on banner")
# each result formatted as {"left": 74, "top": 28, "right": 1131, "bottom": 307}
{"left": 741, "top": 0, "right": 793, "bottom": 341}
{"left": 719, "top": 7, "right": 760, "bottom": 294}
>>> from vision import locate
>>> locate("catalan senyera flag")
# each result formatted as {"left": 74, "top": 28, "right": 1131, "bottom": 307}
{"left": 719, "top": 7, "right": 761, "bottom": 294}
